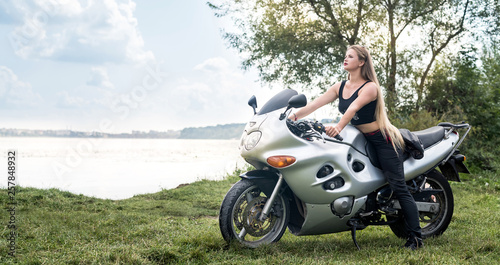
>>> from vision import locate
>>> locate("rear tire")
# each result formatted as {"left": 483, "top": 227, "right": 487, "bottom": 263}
{"left": 219, "top": 179, "right": 290, "bottom": 248}
{"left": 389, "top": 169, "right": 454, "bottom": 239}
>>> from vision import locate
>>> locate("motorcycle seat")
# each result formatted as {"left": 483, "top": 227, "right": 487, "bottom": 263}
{"left": 364, "top": 126, "right": 445, "bottom": 169}
{"left": 412, "top": 126, "right": 445, "bottom": 149}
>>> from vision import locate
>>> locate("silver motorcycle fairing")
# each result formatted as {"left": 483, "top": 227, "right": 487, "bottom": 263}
{"left": 240, "top": 107, "right": 458, "bottom": 236}
{"left": 297, "top": 197, "right": 368, "bottom": 235}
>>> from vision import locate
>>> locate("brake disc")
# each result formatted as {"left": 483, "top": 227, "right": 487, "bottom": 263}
{"left": 233, "top": 189, "right": 263, "bottom": 231}
{"left": 233, "top": 199, "right": 247, "bottom": 230}
{"left": 242, "top": 197, "right": 277, "bottom": 237}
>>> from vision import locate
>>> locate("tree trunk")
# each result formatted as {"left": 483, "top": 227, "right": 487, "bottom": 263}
{"left": 386, "top": 1, "right": 398, "bottom": 114}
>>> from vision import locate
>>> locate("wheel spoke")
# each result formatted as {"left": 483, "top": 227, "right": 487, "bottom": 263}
{"left": 245, "top": 192, "right": 254, "bottom": 203}
{"left": 238, "top": 228, "right": 247, "bottom": 239}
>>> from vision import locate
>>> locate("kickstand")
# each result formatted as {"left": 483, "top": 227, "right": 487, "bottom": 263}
{"left": 350, "top": 225, "right": 361, "bottom": 250}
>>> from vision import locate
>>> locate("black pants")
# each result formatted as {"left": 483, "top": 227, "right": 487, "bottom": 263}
{"left": 364, "top": 130, "right": 422, "bottom": 239}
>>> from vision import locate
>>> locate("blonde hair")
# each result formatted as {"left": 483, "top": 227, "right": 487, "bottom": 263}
{"left": 347, "top": 45, "right": 405, "bottom": 150}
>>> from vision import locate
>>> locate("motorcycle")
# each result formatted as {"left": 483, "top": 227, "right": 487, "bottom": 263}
{"left": 219, "top": 89, "right": 470, "bottom": 249}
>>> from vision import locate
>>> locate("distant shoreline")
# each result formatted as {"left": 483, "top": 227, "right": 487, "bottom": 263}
{"left": 0, "top": 123, "right": 245, "bottom": 140}
{"left": 0, "top": 128, "right": 180, "bottom": 139}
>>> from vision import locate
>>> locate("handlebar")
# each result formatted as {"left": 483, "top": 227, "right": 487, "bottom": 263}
{"left": 310, "top": 121, "right": 343, "bottom": 141}
{"left": 287, "top": 119, "right": 343, "bottom": 142}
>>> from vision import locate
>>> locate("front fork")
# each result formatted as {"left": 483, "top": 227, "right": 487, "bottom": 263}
{"left": 259, "top": 174, "right": 284, "bottom": 221}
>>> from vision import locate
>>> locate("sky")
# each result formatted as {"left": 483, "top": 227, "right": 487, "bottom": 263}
{"left": 0, "top": 0, "right": 304, "bottom": 133}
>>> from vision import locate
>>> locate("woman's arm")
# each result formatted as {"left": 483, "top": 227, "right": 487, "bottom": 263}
{"left": 325, "top": 82, "right": 378, "bottom": 137}
{"left": 289, "top": 82, "right": 341, "bottom": 120}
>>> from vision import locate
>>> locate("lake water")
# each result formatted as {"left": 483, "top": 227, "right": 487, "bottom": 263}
{"left": 0, "top": 137, "right": 245, "bottom": 200}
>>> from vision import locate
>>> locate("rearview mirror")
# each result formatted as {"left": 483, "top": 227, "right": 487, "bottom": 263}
{"left": 288, "top": 94, "right": 307, "bottom": 108}
{"left": 279, "top": 94, "right": 307, "bottom": 120}
{"left": 248, "top": 95, "right": 257, "bottom": 114}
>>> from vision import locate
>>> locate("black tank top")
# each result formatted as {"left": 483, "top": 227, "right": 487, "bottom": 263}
{"left": 338, "top": 80, "right": 377, "bottom": 125}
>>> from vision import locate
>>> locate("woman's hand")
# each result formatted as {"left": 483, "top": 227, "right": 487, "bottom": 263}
{"left": 325, "top": 126, "right": 341, "bottom": 138}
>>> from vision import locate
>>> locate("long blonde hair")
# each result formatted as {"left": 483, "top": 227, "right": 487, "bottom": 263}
{"left": 347, "top": 45, "right": 405, "bottom": 150}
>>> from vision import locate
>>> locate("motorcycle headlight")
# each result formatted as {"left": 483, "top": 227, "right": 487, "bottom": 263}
{"left": 244, "top": 131, "right": 262, "bottom": 150}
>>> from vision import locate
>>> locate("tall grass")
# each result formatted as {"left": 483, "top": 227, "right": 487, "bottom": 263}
{"left": 1, "top": 168, "right": 498, "bottom": 264}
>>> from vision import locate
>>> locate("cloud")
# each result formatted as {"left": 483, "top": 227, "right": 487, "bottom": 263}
{"left": 0, "top": 0, "right": 22, "bottom": 24}
{"left": 87, "top": 67, "right": 114, "bottom": 90}
{"left": 0, "top": 66, "right": 43, "bottom": 108}
{"left": 56, "top": 90, "right": 88, "bottom": 108}
{"left": 152, "top": 57, "right": 276, "bottom": 129}
{"left": 178, "top": 57, "right": 247, "bottom": 110}
{"left": 194, "top": 57, "right": 231, "bottom": 73}
{"left": 5, "top": 0, "right": 154, "bottom": 64}
{"left": 57, "top": 66, "right": 116, "bottom": 108}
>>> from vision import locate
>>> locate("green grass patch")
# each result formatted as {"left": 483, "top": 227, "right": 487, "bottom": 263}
{"left": 1, "top": 169, "right": 498, "bottom": 264}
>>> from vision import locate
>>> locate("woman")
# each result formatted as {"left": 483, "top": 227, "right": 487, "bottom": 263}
{"left": 290, "top": 45, "right": 423, "bottom": 250}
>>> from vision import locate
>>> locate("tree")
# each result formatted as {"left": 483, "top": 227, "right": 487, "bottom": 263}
{"left": 412, "top": 0, "right": 471, "bottom": 110}
{"left": 209, "top": 0, "right": 375, "bottom": 89}
{"left": 379, "top": 0, "right": 453, "bottom": 112}
{"left": 423, "top": 45, "right": 500, "bottom": 170}
{"left": 208, "top": 0, "right": 492, "bottom": 112}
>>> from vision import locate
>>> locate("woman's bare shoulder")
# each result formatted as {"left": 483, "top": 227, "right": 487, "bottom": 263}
{"left": 327, "top": 81, "right": 344, "bottom": 94}
{"left": 359, "top": 81, "right": 378, "bottom": 99}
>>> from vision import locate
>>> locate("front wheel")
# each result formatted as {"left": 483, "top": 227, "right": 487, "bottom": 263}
{"left": 389, "top": 169, "right": 454, "bottom": 239}
{"left": 219, "top": 179, "right": 290, "bottom": 248}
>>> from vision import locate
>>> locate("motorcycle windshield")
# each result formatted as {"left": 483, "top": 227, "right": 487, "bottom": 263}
{"left": 257, "top": 89, "right": 298, "bottom": 115}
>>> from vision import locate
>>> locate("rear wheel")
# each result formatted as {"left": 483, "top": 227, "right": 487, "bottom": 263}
{"left": 219, "top": 179, "right": 290, "bottom": 248}
{"left": 389, "top": 169, "right": 454, "bottom": 239}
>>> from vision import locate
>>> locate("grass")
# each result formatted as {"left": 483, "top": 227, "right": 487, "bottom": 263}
{"left": 1, "top": 168, "right": 499, "bottom": 265}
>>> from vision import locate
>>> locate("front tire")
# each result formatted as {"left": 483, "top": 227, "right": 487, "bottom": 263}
{"left": 219, "top": 179, "right": 290, "bottom": 248}
{"left": 389, "top": 169, "right": 454, "bottom": 239}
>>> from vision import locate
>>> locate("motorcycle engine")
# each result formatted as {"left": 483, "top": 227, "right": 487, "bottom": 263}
{"left": 330, "top": 196, "right": 354, "bottom": 218}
